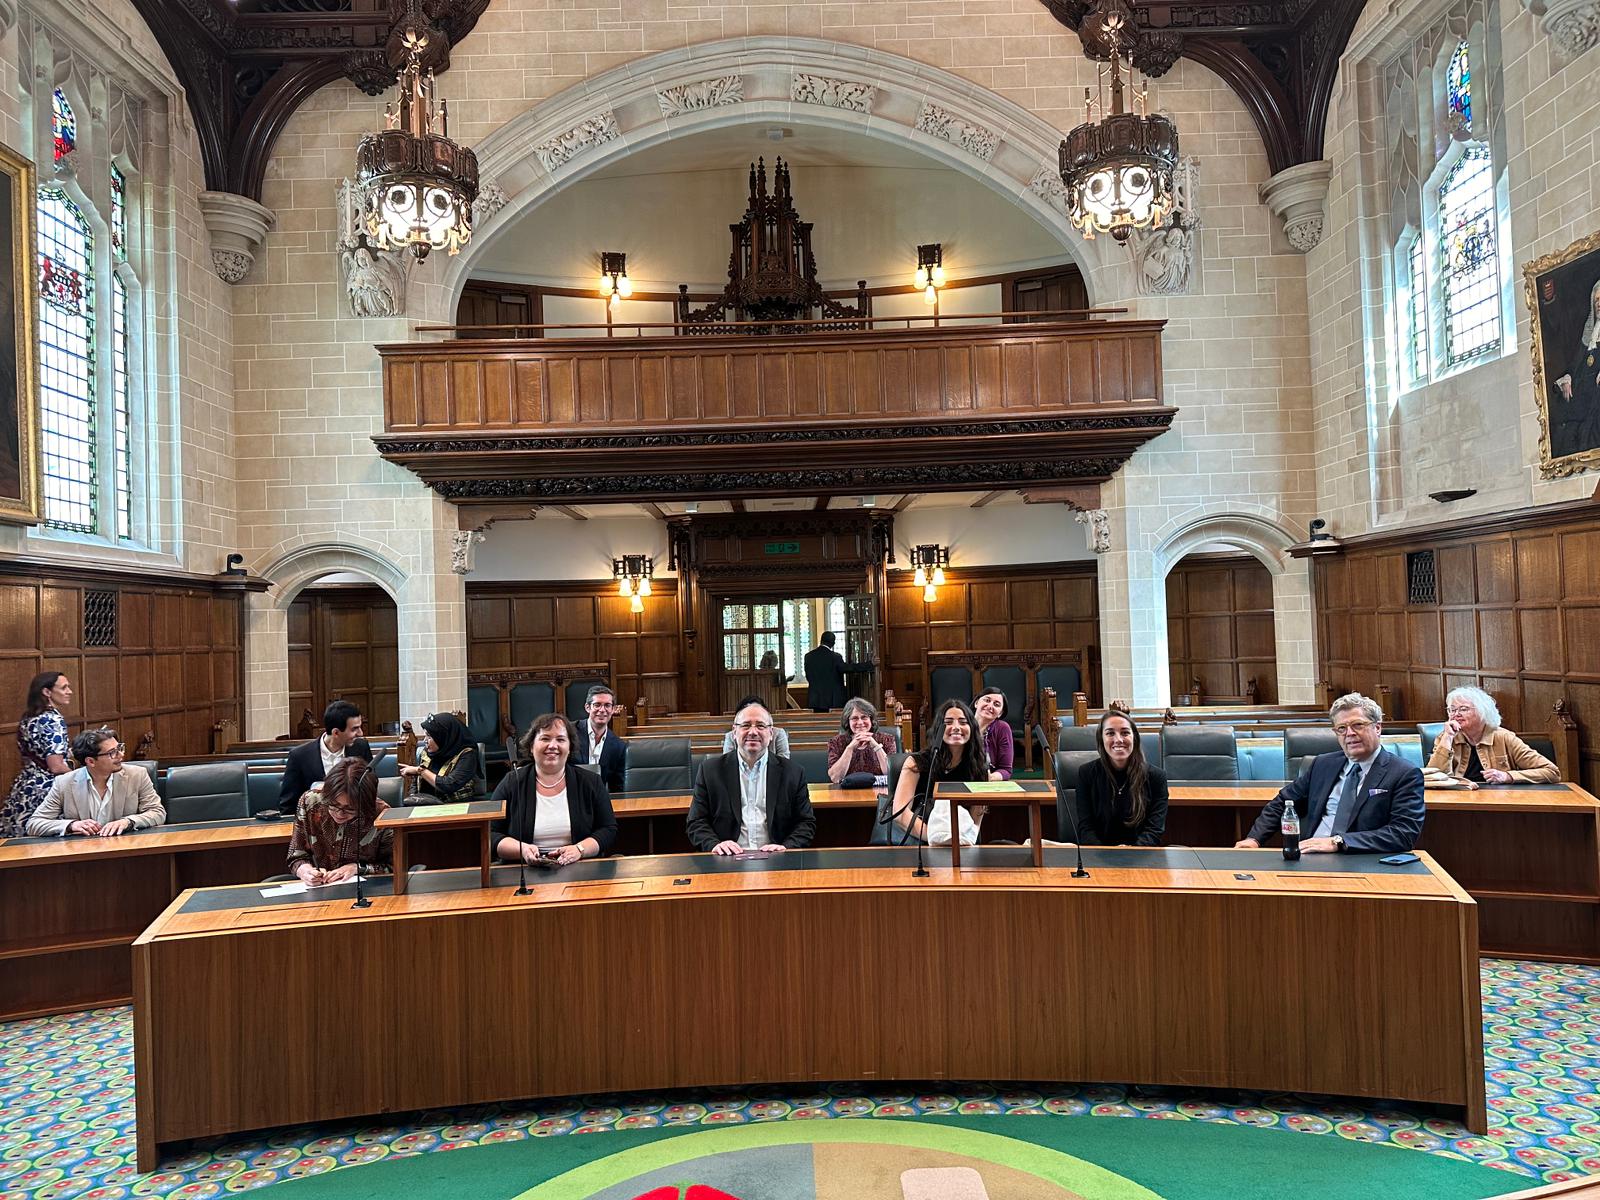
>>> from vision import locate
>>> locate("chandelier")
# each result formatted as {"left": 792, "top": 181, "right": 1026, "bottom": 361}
{"left": 1058, "top": 5, "right": 1179, "bottom": 243}
{"left": 354, "top": 25, "right": 479, "bottom": 261}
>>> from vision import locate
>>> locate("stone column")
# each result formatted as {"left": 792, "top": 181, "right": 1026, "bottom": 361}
{"left": 1259, "top": 161, "right": 1334, "bottom": 253}
{"left": 1272, "top": 558, "right": 1318, "bottom": 703}
{"left": 1092, "top": 506, "right": 1170, "bottom": 708}
{"left": 244, "top": 590, "right": 290, "bottom": 740}
{"left": 399, "top": 518, "right": 470, "bottom": 718}
{"left": 199, "top": 191, "right": 276, "bottom": 284}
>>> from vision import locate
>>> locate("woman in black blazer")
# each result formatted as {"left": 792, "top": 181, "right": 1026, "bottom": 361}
{"left": 490, "top": 713, "right": 618, "bottom": 865}
{"left": 1072, "top": 707, "right": 1168, "bottom": 846}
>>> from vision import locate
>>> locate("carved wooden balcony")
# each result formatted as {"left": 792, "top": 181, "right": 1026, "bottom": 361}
{"left": 373, "top": 313, "right": 1173, "bottom": 506}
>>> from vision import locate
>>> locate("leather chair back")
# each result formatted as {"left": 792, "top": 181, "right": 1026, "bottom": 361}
{"left": 1285, "top": 727, "right": 1340, "bottom": 781}
{"left": 870, "top": 752, "right": 915, "bottom": 845}
{"left": 1036, "top": 664, "right": 1082, "bottom": 703}
{"left": 1057, "top": 722, "right": 1098, "bottom": 751}
{"left": 1525, "top": 734, "right": 1558, "bottom": 763}
{"left": 467, "top": 685, "right": 500, "bottom": 746}
{"left": 246, "top": 770, "right": 282, "bottom": 815}
{"left": 1159, "top": 725, "right": 1239, "bottom": 780}
{"left": 1054, "top": 749, "right": 1101, "bottom": 840}
{"left": 622, "top": 736, "right": 692, "bottom": 793}
{"left": 165, "top": 762, "right": 250, "bottom": 823}
{"left": 509, "top": 682, "right": 556, "bottom": 735}
{"left": 979, "top": 665, "right": 1027, "bottom": 737}
{"left": 564, "top": 678, "right": 610, "bottom": 727}
{"left": 1416, "top": 722, "right": 1446, "bottom": 762}
{"left": 929, "top": 666, "right": 973, "bottom": 710}
{"left": 789, "top": 748, "right": 831, "bottom": 785}
{"left": 377, "top": 777, "right": 404, "bottom": 807}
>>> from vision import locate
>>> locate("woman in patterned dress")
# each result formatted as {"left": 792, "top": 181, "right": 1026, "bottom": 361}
{"left": 2, "top": 671, "right": 74, "bottom": 837}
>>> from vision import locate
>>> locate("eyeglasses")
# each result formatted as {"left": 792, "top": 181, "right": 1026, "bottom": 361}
{"left": 325, "top": 800, "right": 358, "bottom": 816}
{"left": 1446, "top": 705, "right": 1475, "bottom": 716}
{"left": 733, "top": 721, "right": 773, "bottom": 732}
{"left": 1332, "top": 720, "right": 1375, "bottom": 735}
{"left": 88, "top": 742, "right": 125, "bottom": 759}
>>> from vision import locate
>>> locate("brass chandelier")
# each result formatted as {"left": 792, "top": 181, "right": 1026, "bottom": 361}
{"left": 1058, "top": 3, "right": 1180, "bottom": 243}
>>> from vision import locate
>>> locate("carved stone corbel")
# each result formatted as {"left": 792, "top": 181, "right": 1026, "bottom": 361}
{"left": 1523, "top": 0, "right": 1600, "bottom": 53}
{"left": 449, "top": 530, "right": 483, "bottom": 575}
{"left": 198, "top": 191, "right": 275, "bottom": 284}
{"left": 1258, "top": 160, "right": 1333, "bottom": 253}
{"left": 1021, "top": 485, "right": 1111, "bottom": 553}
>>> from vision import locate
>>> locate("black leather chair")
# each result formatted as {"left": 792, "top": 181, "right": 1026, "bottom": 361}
{"left": 1058, "top": 723, "right": 1098, "bottom": 752}
{"left": 789, "top": 748, "right": 831, "bottom": 785}
{"left": 1525, "top": 734, "right": 1558, "bottom": 764}
{"left": 1053, "top": 749, "right": 1101, "bottom": 841}
{"left": 980, "top": 665, "right": 1027, "bottom": 747}
{"left": 869, "top": 752, "right": 915, "bottom": 846}
{"left": 1159, "top": 726, "right": 1239, "bottom": 780}
{"left": 622, "top": 736, "right": 693, "bottom": 793}
{"left": 564, "top": 677, "right": 610, "bottom": 727}
{"left": 929, "top": 665, "right": 973, "bottom": 711}
{"left": 246, "top": 770, "right": 283, "bottom": 815}
{"left": 1285, "top": 727, "right": 1341, "bottom": 780}
{"left": 377, "top": 776, "right": 404, "bottom": 807}
{"left": 509, "top": 682, "right": 556, "bottom": 736}
{"left": 165, "top": 762, "right": 250, "bottom": 823}
{"left": 1416, "top": 721, "right": 1445, "bottom": 763}
{"left": 876, "top": 725, "right": 902, "bottom": 753}
{"left": 467, "top": 685, "right": 503, "bottom": 770}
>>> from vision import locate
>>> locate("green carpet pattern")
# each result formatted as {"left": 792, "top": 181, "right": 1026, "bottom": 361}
{"left": 1, "top": 958, "right": 1597, "bottom": 1198}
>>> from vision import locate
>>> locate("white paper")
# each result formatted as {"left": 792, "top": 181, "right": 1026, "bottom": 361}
{"left": 259, "top": 882, "right": 307, "bottom": 897}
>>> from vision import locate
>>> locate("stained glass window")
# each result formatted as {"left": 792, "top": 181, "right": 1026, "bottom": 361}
{"left": 51, "top": 88, "right": 75, "bottom": 162}
{"left": 1439, "top": 143, "right": 1499, "bottom": 365}
{"left": 1405, "top": 235, "right": 1429, "bottom": 384}
{"left": 1447, "top": 41, "right": 1471, "bottom": 135}
{"left": 110, "top": 166, "right": 127, "bottom": 260}
{"left": 36, "top": 186, "right": 96, "bottom": 532}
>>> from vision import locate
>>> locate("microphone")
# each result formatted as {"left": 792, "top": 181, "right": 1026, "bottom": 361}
{"left": 351, "top": 752, "right": 383, "bottom": 909}
{"left": 1059, "top": 770, "right": 1090, "bottom": 879}
{"left": 507, "top": 758, "right": 533, "bottom": 896}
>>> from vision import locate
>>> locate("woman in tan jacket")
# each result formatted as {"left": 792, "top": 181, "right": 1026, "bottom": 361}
{"left": 1429, "top": 686, "right": 1559, "bottom": 784}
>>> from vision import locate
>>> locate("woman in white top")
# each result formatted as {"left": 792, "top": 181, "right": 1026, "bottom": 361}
{"left": 490, "top": 713, "right": 618, "bottom": 866}
{"left": 886, "top": 699, "right": 996, "bottom": 847}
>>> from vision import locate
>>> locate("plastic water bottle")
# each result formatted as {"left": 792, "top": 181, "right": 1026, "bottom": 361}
{"left": 1281, "top": 797, "right": 1301, "bottom": 861}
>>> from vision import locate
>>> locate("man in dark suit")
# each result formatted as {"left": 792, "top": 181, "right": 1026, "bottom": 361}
{"left": 573, "top": 684, "right": 626, "bottom": 795}
{"left": 278, "top": 699, "right": 373, "bottom": 811}
{"left": 1237, "top": 692, "right": 1424, "bottom": 854}
{"left": 687, "top": 700, "right": 815, "bottom": 854}
{"left": 801, "top": 631, "right": 871, "bottom": 712}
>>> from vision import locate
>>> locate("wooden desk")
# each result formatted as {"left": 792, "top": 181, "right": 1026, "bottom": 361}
{"left": 1164, "top": 781, "right": 1600, "bottom": 964}
{"left": 935, "top": 780, "right": 1053, "bottom": 867}
{"left": 376, "top": 799, "right": 503, "bottom": 894}
{"left": 131, "top": 846, "right": 1485, "bottom": 1169}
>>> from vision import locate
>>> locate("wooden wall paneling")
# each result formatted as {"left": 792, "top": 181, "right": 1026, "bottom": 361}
{"left": 1310, "top": 501, "right": 1600, "bottom": 790}
{"left": 288, "top": 586, "right": 400, "bottom": 731}
{"left": 1165, "top": 554, "right": 1277, "bottom": 703}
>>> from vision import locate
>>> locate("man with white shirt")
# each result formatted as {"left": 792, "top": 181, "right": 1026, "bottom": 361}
{"left": 686, "top": 700, "right": 814, "bottom": 855}
{"left": 1236, "top": 692, "right": 1424, "bottom": 854}
{"left": 27, "top": 727, "right": 165, "bottom": 837}
{"left": 279, "top": 700, "right": 372, "bottom": 811}
{"left": 572, "top": 685, "right": 626, "bottom": 794}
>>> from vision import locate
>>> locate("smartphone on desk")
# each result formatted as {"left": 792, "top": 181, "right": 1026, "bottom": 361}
{"left": 1379, "top": 852, "right": 1420, "bottom": 865}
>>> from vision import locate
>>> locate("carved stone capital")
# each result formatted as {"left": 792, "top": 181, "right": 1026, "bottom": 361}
{"left": 198, "top": 191, "right": 276, "bottom": 284}
{"left": 1073, "top": 508, "right": 1112, "bottom": 554}
{"left": 1258, "top": 160, "right": 1333, "bottom": 253}
{"left": 1524, "top": 0, "right": 1600, "bottom": 53}
{"left": 449, "top": 529, "right": 484, "bottom": 575}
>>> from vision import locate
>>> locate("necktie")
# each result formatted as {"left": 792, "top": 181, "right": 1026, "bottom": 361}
{"left": 1332, "top": 765, "right": 1362, "bottom": 835}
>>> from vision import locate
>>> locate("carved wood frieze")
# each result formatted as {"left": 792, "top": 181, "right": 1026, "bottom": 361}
{"left": 123, "top": 0, "right": 490, "bottom": 202}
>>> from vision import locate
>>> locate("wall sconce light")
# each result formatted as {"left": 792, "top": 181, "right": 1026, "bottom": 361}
{"left": 599, "top": 251, "right": 632, "bottom": 309}
{"left": 913, "top": 243, "right": 945, "bottom": 305}
{"left": 910, "top": 543, "right": 949, "bottom": 602}
{"left": 614, "top": 553, "right": 653, "bottom": 613}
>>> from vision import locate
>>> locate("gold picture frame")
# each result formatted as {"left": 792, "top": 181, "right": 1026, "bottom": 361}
{"left": 1526, "top": 227, "right": 1600, "bottom": 479}
{"left": 0, "top": 140, "right": 39, "bottom": 524}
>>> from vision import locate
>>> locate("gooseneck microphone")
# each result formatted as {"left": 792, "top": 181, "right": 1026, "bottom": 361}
{"left": 509, "top": 758, "right": 533, "bottom": 896}
{"left": 1060, "top": 770, "right": 1090, "bottom": 879}
{"left": 351, "top": 750, "right": 386, "bottom": 910}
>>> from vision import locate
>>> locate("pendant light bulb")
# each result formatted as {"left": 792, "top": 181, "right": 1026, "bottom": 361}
{"left": 913, "top": 566, "right": 927, "bottom": 588}
{"left": 933, "top": 565, "right": 946, "bottom": 586}
{"left": 923, "top": 582, "right": 938, "bottom": 603}
{"left": 629, "top": 592, "right": 644, "bottom": 614}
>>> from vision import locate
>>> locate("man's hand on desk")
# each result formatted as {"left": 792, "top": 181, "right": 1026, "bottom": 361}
{"left": 1234, "top": 837, "right": 1260, "bottom": 849}
{"left": 1298, "top": 837, "right": 1340, "bottom": 853}
{"left": 97, "top": 818, "right": 131, "bottom": 837}
{"left": 758, "top": 844, "right": 786, "bottom": 853}
{"left": 68, "top": 819, "right": 102, "bottom": 837}
{"left": 711, "top": 840, "right": 742, "bottom": 856}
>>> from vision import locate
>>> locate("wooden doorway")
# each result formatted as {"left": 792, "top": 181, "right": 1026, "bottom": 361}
{"left": 717, "top": 594, "right": 877, "bottom": 713}
{"left": 288, "top": 584, "right": 400, "bottom": 732}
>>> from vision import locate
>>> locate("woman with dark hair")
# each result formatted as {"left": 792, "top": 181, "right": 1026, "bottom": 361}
{"left": 2, "top": 671, "right": 73, "bottom": 838}
{"left": 1071, "top": 707, "right": 1168, "bottom": 846}
{"left": 399, "top": 712, "right": 479, "bottom": 803}
{"left": 886, "top": 698, "right": 992, "bottom": 846}
{"left": 973, "top": 686, "right": 1014, "bottom": 780}
{"left": 491, "top": 713, "right": 617, "bottom": 866}
{"left": 287, "top": 756, "right": 392, "bottom": 885}
{"left": 826, "top": 697, "right": 895, "bottom": 786}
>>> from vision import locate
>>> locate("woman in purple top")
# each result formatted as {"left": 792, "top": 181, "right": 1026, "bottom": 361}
{"left": 973, "top": 687, "right": 1014, "bottom": 780}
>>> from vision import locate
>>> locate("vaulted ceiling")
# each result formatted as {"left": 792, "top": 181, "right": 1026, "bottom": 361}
{"left": 133, "top": 0, "right": 1366, "bottom": 206}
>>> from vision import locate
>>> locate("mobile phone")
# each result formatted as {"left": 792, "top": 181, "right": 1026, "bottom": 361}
{"left": 1379, "top": 852, "right": 1420, "bottom": 865}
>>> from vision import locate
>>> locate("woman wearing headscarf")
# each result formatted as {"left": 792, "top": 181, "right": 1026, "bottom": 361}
{"left": 399, "top": 712, "right": 479, "bottom": 803}
{"left": 1552, "top": 279, "right": 1600, "bottom": 458}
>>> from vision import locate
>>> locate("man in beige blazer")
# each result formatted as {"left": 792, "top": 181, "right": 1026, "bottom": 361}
{"left": 26, "top": 727, "right": 165, "bottom": 837}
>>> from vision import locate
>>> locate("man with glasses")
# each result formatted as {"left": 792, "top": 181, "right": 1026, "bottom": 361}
{"left": 687, "top": 700, "right": 815, "bottom": 855}
{"left": 573, "top": 685, "right": 626, "bottom": 795}
{"left": 1236, "top": 692, "right": 1424, "bottom": 854}
{"left": 26, "top": 727, "right": 166, "bottom": 837}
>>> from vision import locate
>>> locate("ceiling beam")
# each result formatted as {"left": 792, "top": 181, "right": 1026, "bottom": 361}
{"left": 812, "top": 496, "right": 830, "bottom": 510}
{"left": 639, "top": 502, "right": 668, "bottom": 520}
{"left": 548, "top": 505, "right": 588, "bottom": 521}
{"left": 730, "top": 498, "right": 747, "bottom": 513}
{"left": 970, "top": 490, "right": 1008, "bottom": 508}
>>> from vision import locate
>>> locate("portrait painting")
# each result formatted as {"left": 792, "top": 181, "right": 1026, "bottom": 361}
{"left": 0, "top": 140, "right": 40, "bottom": 524}
{"left": 1527, "top": 229, "right": 1600, "bottom": 478}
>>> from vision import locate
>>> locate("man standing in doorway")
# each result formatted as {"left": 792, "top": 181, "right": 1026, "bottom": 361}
{"left": 802, "top": 631, "right": 871, "bottom": 712}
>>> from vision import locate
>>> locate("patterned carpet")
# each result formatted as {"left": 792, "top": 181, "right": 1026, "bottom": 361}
{"left": 2, "top": 958, "right": 1598, "bottom": 1198}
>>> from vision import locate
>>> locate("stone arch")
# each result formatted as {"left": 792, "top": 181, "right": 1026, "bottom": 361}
{"left": 1148, "top": 510, "right": 1317, "bottom": 706}
{"left": 259, "top": 540, "right": 407, "bottom": 610}
{"left": 438, "top": 36, "right": 1124, "bottom": 311}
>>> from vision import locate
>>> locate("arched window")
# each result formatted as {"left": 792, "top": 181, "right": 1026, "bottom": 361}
{"left": 1438, "top": 143, "right": 1499, "bottom": 365}
{"left": 111, "top": 167, "right": 131, "bottom": 540}
{"left": 1446, "top": 40, "right": 1471, "bottom": 137}
{"left": 36, "top": 186, "right": 96, "bottom": 532}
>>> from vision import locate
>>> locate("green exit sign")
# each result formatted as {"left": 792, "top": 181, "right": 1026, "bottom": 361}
{"left": 764, "top": 541, "right": 800, "bottom": 556}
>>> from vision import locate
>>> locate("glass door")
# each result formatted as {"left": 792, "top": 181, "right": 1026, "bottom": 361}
{"left": 719, "top": 600, "right": 786, "bottom": 713}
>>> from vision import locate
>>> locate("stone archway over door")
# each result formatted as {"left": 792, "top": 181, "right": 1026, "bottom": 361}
{"left": 439, "top": 36, "right": 1122, "bottom": 312}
